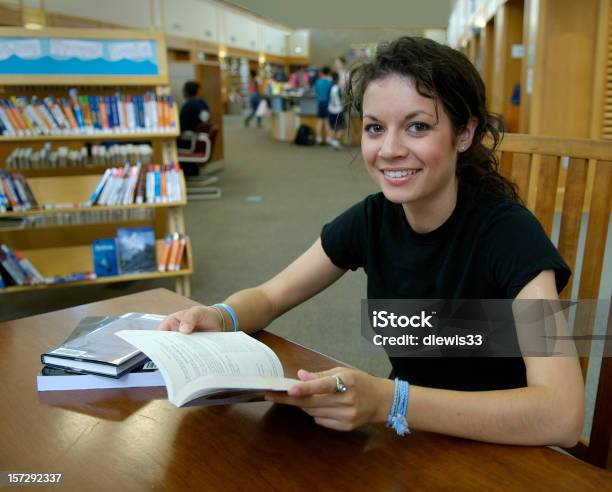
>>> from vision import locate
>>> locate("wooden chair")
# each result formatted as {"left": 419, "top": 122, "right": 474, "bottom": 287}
{"left": 497, "top": 133, "right": 612, "bottom": 469}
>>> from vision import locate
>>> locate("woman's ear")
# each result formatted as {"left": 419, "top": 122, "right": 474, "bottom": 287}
{"left": 457, "top": 117, "right": 478, "bottom": 152}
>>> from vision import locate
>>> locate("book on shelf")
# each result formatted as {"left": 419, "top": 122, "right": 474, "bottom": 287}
{"left": 41, "top": 313, "right": 165, "bottom": 378}
{"left": 117, "top": 329, "right": 298, "bottom": 407}
{"left": 116, "top": 226, "right": 157, "bottom": 274}
{"left": 15, "top": 208, "right": 154, "bottom": 229}
{"left": 0, "top": 243, "right": 99, "bottom": 288}
{"left": 92, "top": 238, "right": 119, "bottom": 277}
{"left": 87, "top": 163, "right": 183, "bottom": 206}
{"left": 0, "top": 171, "right": 38, "bottom": 212}
{"left": 0, "top": 243, "right": 44, "bottom": 286}
{"left": 158, "top": 232, "right": 188, "bottom": 272}
{"left": 0, "top": 90, "right": 176, "bottom": 137}
{"left": 4, "top": 143, "right": 153, "bottom": 171}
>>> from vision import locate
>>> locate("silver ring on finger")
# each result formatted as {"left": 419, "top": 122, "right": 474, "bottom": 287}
{"left": 334, "top": 375, "right": 348, "bottom": 393}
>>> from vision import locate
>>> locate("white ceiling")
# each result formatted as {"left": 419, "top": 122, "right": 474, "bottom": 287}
{"left": 222, "top": 0, "right": 453, "bottom": 30}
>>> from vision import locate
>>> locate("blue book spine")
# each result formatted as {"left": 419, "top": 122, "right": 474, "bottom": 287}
{"left": 136, "top": 95, "right": 145, "bottom": 129}
{"left": 154, "top": 168, "right": 161, "bottom": 202}
{"left": 89, "top": 96, "right": 100, "bottom": 130}
{"left": 110, "top": 95, "right": 120, "bottom": 130}
{"left": 105, "top": 96, "right": 114, "bottom": 129}
{"left": 72, "top": 103, "right": 85, "bottom": 129}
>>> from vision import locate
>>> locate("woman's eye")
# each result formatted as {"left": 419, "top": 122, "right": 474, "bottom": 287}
{"left": 364, "top": 124, "right": 384, "bottom": 135}
{"left": 407, "top": 122, "right": 430, "bottom": 133}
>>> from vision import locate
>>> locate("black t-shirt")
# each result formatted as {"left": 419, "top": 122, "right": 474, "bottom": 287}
{"left": 320, "top": 181, "right": 571, "bottom": 391}
{"left": 179, "top": 98, "right": 210, "bottom": 132}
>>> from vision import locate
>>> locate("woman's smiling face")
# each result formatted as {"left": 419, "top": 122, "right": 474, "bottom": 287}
{"left": 361, "top": 75, "right": 474, "bottom": 208}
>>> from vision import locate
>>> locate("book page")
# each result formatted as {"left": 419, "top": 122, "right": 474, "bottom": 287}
{"left": 116, "top": 330, "right": 297, "bottom": 406}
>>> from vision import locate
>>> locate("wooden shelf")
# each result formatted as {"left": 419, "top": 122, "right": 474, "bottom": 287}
{"left": 0, "top": 27, "right": 190, "bottom": 296}
{"left": 0, "top": 131, "right": 179, "bottom": 143}
{"left": 0, "top": 200, "right": 187, "bottom": 218}
{"left": 1, "top": 165, "right": 118, "bottom": 178}
{"left": 0, "top": 173, "right": 187, "bottom": 217}
{"left": 0, "top": 239, "right": 193, "bottom": 294}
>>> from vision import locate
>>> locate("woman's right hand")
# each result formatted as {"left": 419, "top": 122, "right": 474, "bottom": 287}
{"left": 158, "top": 306, "right": 224, "bottom": 333}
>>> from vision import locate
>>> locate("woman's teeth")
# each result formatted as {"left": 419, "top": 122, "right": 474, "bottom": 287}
{"left": 383, "top": 169, "right": 420, "bottom": 178}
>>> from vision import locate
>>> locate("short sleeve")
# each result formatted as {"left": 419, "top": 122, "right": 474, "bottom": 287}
{"left": 484, "top": 205, "right": 571, "bottom": 298}
{"left": 320, "top": 199, "right": 369, "bottom": 271}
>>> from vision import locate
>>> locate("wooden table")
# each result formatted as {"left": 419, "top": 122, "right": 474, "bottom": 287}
{"left": 1, "top": 288, "right": 609, "bottom": 491}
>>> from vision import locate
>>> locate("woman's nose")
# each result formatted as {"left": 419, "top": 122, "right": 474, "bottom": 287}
{"left": 378, "top": 131, "right": 408, "bottom": 160}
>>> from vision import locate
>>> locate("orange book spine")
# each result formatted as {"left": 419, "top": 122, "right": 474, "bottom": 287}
{"left": 4, "top": 104, "right": 24, "bottom": 133}
{"left": 167, "top": 233, "right": 181, "bottom": 271}
{"left": 156, "top": 96, "right": 163, "bottom": 130}
{"left": 161, "top": 168, "right": 167, "bottom": 200}
{"left": 62, "top": 100, "right": 79, "bottom": 129}
{"left": 175, "top": 237, "right": 187, "bottom": 271}
{"left": 12, "top": 98, "right": 34, "bottom": 132}
{"left": 98, "top": 97, "right": 109, "bottom": 129}
{"left": 158, "top": 234, "right": 172, "bottom": 272}
{"left": 161, "top": 96, "right": 169, "bottom": 128}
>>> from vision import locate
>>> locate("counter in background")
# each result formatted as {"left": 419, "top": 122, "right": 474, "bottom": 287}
{"left": 270, "top": 93, "right": 360, "bottom": 145}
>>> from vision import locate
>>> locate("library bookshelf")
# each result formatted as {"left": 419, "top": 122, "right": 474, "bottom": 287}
{"left": 0, "top": 28, "right": 192, "bottom": 296}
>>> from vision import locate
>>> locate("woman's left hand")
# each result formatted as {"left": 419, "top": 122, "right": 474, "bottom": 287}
{"left": 265, "top": 367, "right": 391, "bottom": 431}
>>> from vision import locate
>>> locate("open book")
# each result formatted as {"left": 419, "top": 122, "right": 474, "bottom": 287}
{"left": 116, "top": 330, "right": 298, "bottom": 407}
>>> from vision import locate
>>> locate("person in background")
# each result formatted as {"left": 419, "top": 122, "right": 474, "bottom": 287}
{"left": 160, "top": 36, "right": 583, "bottom": 447}
{"left": 334, "top": 56, "right": 349, "bottom": 91}
{"left": 244, "top": 69, "right": 262, "bottom": 128}
{"left": 314, "top": 66, "right": 333, "bottom": 145}
{"left": 179, "top": 81, "right": 210, "bottom": 133}
{"left": 327, "top": 71, "right": 345, "bottom": 150}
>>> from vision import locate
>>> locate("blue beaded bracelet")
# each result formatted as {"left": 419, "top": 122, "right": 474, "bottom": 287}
{"left": 212, "top": 303, "right": 239, "bottom": 332}
{"left": 386, "top": 378, "right": 410, "bottom": 436}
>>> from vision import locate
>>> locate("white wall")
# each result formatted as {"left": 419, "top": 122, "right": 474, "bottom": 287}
{"left": 45, "top": 0, "right": 153, "bottom": 29}
{"left": 34, "top": 0, "right": 309, "bottom": 57}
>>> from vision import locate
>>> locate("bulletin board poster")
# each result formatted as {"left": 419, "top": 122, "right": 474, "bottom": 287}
{"left": 0, "top": 37, "right": 160, "bottom": 76}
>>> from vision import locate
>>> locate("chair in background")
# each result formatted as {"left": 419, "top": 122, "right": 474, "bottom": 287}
{"left": 497, "top": 133, "right": 612, "bottom": 469}
{"left": 177, "top": 122, "right": 222, "bottom": 200}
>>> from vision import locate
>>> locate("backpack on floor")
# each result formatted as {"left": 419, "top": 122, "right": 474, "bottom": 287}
{"left": 294, "top": 125, "right": 315, "bottom": 146}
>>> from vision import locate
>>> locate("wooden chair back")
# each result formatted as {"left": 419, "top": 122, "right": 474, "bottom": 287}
{"left": 497, "top": 133, "right": 612, "bottom": 469}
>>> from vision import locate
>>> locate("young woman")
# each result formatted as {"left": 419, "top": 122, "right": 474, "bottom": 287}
{"left": 160, "top": 37, "right": 584, "bottom": 447}
{"left": 244, "top": 69, "right": 262, "bottom": 128}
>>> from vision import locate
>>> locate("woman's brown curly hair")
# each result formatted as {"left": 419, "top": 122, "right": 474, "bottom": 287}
{"left": 346, "top": 36, "right": 521, "bottom": 203}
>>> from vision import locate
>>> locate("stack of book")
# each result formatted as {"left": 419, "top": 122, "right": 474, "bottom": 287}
{"left": 87, "top": 163, "right": 183, "bottom": 206}
{"left": 5, "top": 142, "right": 154, "bottom": 170}
{"left": 0, "top": 171, "right": 38, "bottom": 212}
{"left": 39, "top": 313, "right": 166, "bottom": 384}
{"left": 0, "top": 89, "right": 176, "bottom": 137}
{"left": 158, "top": 233, "right": 188, "bottom": 272}
{"left": 0, "top": 243, "right": 45, "bottom": 288}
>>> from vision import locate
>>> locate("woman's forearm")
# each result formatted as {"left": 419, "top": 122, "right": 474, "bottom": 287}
{"left": 373, "top": 379, "right": 583, "bottom": 447}
{"left": 222, "top": 287, "right": 278, "bottom": 334}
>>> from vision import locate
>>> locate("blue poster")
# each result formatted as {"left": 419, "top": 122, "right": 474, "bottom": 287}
{"left": 0, "top": 37, "right": 160, "bottom": 76}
